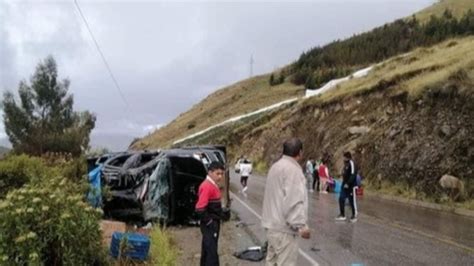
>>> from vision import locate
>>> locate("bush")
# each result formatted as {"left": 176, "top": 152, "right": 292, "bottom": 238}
{"left": 57, "top": 156, "right": 88, "bottom": 183}
{"left": 0, "top": 176, "right": 105, "bottom": 265}
{"left": 149, "top": 227, "right": 178, "bottom": 265}
{"left": 0, "top": 155, "right": 59, "bottom": 197}
{"left": 0, "top": 154, "right": 88, "bottom": 197}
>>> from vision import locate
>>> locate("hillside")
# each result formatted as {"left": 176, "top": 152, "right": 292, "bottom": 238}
{"left": 415, "top": 0, "right": 474, "bottom": 22}
{"left": 132, "top": 75, "right": 304, "bottom": 149}
{"left": 132, "top": 0, "right": 474, "bottom": 150}
{"left": 132, "top": 0, "right": 474, "bottom": 207}
{"left": 178, "top": 37, "right": 474, "bottom": 207}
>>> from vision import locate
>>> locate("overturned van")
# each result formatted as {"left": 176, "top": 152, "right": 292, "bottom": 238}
{"left": 89, "top": 146, "right": 230, "bottom": 224}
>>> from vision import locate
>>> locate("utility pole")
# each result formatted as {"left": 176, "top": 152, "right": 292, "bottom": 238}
{"left": 250, "top": 54, "right": 254, "bottom": 78}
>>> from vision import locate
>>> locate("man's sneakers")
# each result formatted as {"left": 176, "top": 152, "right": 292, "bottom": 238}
{"left": 335, "top": 215, "right": 358, "bottom": 222}
{"left": 242, "top": 186, "right": 248, "bottom": 193}
{"left": 309, "top": 189, "right": 314, "bottom": 193}
{"left": 321, "top": 191, "right": 328, "bottom": 194}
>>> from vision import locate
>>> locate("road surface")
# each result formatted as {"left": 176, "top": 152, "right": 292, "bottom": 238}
{"left": 229, "top": 171, "right": 474, "bottom": 266}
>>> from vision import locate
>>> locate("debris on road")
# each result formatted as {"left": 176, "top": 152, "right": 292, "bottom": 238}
{"left": 233, "top": 243, "right": 268, "bottom": 262}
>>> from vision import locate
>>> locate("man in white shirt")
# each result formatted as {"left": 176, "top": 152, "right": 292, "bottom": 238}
{"left": 239, "top": 158, "right": 253, "bottom": 195}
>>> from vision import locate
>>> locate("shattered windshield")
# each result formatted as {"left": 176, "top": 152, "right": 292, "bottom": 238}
{"left": 143, "top": 157, "right": 171, "bottom": 221}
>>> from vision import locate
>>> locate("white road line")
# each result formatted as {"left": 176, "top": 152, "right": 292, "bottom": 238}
{"left": 230, "top": 192, "right": 320, "bottom": 266}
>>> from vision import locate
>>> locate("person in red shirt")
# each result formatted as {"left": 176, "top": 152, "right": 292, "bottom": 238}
{"left": 195, "top": 161, "right": 225, "bottom": 266}
{"left": 318, "top": 157, "right": 331, "bottom": 193}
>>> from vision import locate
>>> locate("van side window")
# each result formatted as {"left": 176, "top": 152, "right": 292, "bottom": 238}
{"left": 214, "top": 152, "right": 225, "bottom": 164}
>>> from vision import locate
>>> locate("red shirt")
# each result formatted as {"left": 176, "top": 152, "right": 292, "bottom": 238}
{"left": 318, "top": 164, "right": 329, "bottom": 179}
{"left": 195, "top": 177, "right": 222, "bottom": 221}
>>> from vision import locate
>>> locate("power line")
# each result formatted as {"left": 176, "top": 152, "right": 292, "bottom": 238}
{"left": 73, "top": 0, "right": 131, "bottom": 110}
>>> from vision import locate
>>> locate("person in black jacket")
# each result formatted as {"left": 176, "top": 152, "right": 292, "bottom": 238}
{"left": 335, "top": 151, "right": 358, "bottom": 222}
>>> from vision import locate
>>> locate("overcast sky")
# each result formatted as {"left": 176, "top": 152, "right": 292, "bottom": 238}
{"left": 0, "top": 0, "right": 433, "bottom": 150}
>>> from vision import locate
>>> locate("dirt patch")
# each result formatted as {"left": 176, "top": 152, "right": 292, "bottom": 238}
{"left": 170, "top": 221, "right": 264, "bottom": 266}
{"left": 100, "top": 220, "right": 127, "bottom": 247}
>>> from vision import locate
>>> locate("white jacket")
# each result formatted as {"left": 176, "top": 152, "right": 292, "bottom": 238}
{"left": 305, "top": 160, "right": 314, "bottom": 175}
{"left": 262, "top": 155, "right": 308, "bottom": 234}
{"left": 239, "top": 163, "right": 252, "bottom": 176}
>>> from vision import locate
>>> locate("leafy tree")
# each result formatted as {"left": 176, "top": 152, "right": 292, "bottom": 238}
{"left": 2, "top": 56, "right": 96, "bottom": 156}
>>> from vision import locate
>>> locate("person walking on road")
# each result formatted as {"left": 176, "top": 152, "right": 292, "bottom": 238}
{"left": 262, "top": 138, "right": 311, "bottom": 266}
{"left": 312, "top": 159, "right": 320, "bottom": 192}
{"left": 239, "top": 158, "right": 253, "bottom": 195}
{"left": 305, "top": 158, "right": 315, "bottom": 193}
{"left": 318, "top": 157, "right": 331, "bottom": 194}
{"left": 195, "top": 162, "right": 226, "bottom": 266}
{"left": 335, "top": 151, "right": 358, "bottom": 223}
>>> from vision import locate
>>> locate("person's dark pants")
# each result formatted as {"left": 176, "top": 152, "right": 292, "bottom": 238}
{"left": 200, "top": 220, "right": 220, "bottom": 266}
{"left": 240, "top": 176, "right": 248, "bottom": 188}
{"left": 339, "top": 188, "right": 356, "bottom": 218}
{"left": 312, "top": 174, "right": 320, "bottom": 191}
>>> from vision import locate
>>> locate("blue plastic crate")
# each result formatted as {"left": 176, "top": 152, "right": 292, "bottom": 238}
{"left": 110, "top": 232, "right": 150, "bottom": 261}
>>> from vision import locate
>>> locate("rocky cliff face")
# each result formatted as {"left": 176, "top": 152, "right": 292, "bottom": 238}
{"left": 193, "top": 69, "right": 474, "bottom": 202}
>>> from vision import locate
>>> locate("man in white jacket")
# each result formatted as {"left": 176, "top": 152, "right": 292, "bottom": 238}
{"left": 239, "top": 158, "right": 253, "bottom": 195}
{"left": 262, "top": 138, "right": 310, "bottom": 266}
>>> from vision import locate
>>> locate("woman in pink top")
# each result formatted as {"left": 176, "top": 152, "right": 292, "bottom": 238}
{"left": 318, "top": 158, "right": 331, "bottom": 193}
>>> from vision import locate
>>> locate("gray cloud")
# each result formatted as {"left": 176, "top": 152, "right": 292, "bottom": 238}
{"left": 0, "top": 0, "right": 433, "bottom": 150}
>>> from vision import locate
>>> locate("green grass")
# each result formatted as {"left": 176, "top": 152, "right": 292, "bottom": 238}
{"left": 303, "top": 37, "right": 474, "bottom": 105}
{"left": 414, "top": 0, "right": 474, "bottom": 23}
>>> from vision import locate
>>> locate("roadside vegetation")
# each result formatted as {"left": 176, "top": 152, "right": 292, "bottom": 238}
{"left": 0, "top": 56, "right": 177, "bottom": 265}
{"left": 148, "top": 227, "right": 178, "bottom": 265}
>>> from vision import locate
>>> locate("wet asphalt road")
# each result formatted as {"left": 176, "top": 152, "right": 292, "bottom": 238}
{"left": 229, "top": 171, "right": 474, "bottom": 266}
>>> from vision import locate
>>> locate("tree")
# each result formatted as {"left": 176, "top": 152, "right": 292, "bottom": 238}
{"left": 305, "top": 73, "right": 316, "bottom": 89}
{"left": 2, "top": 56, "right": 96, "bottom": 156}
{"left": 278, "top": 72, "right": 285, "bottom": 84}
{"left": 269, "top": 73, "right": 275, "bottom": 86}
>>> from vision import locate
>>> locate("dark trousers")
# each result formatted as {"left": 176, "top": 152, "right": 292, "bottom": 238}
{"left": 312, "top": 174, "right": 320, "bottom": 191}
{"left": 339, "top": 188, "right": 356, "bottom": 217}
{"left": 200, "top": 220, "right": 220, "bottom": 266}
{"left": 240, "top": 176, "right": 248, "bottom": 188}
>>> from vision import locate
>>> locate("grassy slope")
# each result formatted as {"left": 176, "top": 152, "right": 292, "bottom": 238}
{"left": 133, "top": 75, "right": 303, "bottom": 148}
{"left": 414, "top": 0, "right": 474, "bottom": 22}
{"left": 133, "top": 0, "right": 473, "bottom": 150}
{"left": 311, "top": 37, "right": 474, "bottom": 104}
{"left": 217, "top": 37, "right": 474, "bottom": 208}
{"left": 182, "top": 36, "right": 474, "bottom": 166}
